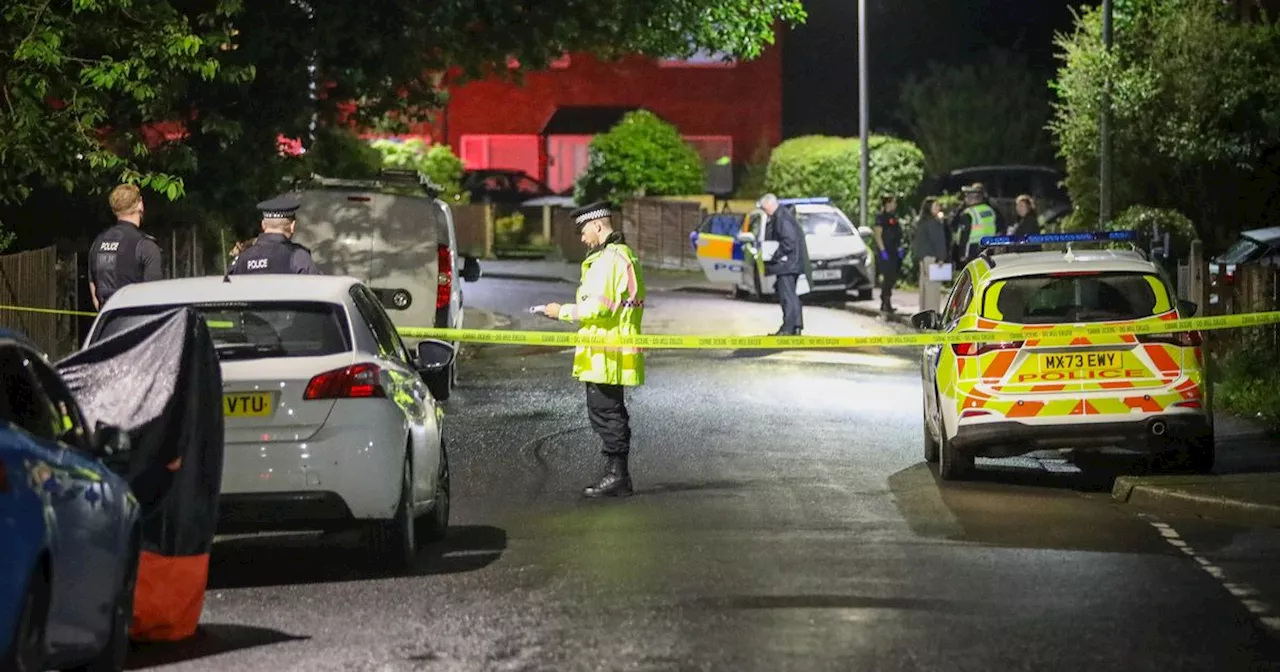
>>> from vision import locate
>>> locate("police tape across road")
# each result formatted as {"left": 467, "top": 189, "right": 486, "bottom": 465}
{"left": 5, "top": 304, "right": 1280, "bottom": 350}
{"left": 399, "top": 310, "right": 1280, "bottom": 349}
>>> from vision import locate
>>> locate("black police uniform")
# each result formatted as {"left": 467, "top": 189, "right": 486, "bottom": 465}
{"left": 228, "top": 194, "right": 322, "bottom": 275}
{"left": 89, "top": 221, "right": 164, "bottom": 306}
{"left": 875, "top": 208, "right": 904, "bottom": 312}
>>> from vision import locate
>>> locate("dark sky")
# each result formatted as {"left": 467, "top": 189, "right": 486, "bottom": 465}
{"left": 781, "top": 0, "right": 1080, "bottom": 138}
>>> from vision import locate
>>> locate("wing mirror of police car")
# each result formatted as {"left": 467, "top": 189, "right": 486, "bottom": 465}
{"left": 461, "top": 255, "right": 482, "bottom": 283}
{"left": 415, "top": 339, "right": 456, "bottom": 374}
{"left": 736, "top": 231, "right": 756, "bottom": 245}
{"left": 911, "top": 309, "right": 942, "bottom": 331}
{"left": 857, "top": 225, "right": 874, "bottom": 238}
{"left": 1177, "top": 299, "right": 1198, "bottom": 317}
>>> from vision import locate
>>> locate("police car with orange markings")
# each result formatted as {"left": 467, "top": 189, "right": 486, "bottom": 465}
{"left": 910, "top": 231, "right": 1214, "bottom": 481}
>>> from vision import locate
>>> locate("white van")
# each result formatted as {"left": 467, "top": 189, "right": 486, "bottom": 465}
{"left": 285, "top": 172, "right": 481, "bottom": 400}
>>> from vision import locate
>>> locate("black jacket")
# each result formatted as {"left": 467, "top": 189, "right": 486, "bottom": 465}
{"left": 764, "top": 206, "right": 808, "bottom": 277}
{"left": 229, "top": 233, "right": 321, "bottom": 275}
{"left": 89, "top": 221, "right": 164, "bottom": 305}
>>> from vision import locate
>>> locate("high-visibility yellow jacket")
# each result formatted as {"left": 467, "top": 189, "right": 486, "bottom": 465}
{"left": 558, "top": 241, "right": 645, "bottom": 386}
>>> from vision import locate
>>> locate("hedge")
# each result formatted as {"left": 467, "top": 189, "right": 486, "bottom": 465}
{"left": 574, "top": 110, "right": 705, "bottom": 207}
{"left": 763, "top": 134, "right": 926, "bottom": 227}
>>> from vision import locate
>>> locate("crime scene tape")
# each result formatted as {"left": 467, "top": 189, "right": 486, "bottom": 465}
{"left": 398, "top": 310, "right": 1280, "bottom": 350}
{"left": 6, "top": 303, "right": 1280, "bottom": 351}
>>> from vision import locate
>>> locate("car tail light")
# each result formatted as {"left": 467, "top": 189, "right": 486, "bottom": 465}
{"left": 437, "top": 244, "right": 452, "bottom": 310}
{"left": 304, "top": 363, "right": 386, "bottom": 400}
{"left": 1138, "top": 332, "right": 1202, "bottom": 347}
{"left": 952, "top": 340, "right": 1024, "bottom": 356}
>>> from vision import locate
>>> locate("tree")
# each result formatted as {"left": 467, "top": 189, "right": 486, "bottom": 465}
{"left": 370, "top": 137, "right": 468, "bottom": 204}
{"left": 1049, "top": 0, "right": 1280, "bottom": 249}
{"left": 1, "top": 0, "right": 806, "bottom": 217}
{"left": 898, "top": 49, "right": 1057, "bottom": 176}
{"left": 574, "top": 110, "right": 705, "bottom": 206}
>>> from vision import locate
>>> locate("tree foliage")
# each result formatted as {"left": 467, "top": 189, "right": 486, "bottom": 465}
{"left": 898, "top": 49, "right": 1057, "bottom": 176}
{"left": 1049, "top": 0, "right": 1280, "bottom": 250}
{"left": 763, "top": 135, "right": 926, "bottom": 227}
{"left": 370, "top": 137, "right": 468, "bottom": 204}
{"left": 574, "top": 110, "right": 706, "bottom": 207}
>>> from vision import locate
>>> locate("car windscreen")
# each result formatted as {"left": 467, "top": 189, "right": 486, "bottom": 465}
{"left": 93, "top": 301, "right": 352, "bottom": 360}
{"left": 981, "top": 272, "right": 1169, "bottom": 324}
{"left": 795, "top": 209, "right": 855, "bottom": 236}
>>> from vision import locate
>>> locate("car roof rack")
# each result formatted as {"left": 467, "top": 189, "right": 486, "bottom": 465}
{"left": 298, "top": 170, "right": 442, "bottom": 198}
{"left": 978, "top": 230, "right": 1140, "bottom": 266}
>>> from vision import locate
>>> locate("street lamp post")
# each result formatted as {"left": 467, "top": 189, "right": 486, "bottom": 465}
{"left": 1100, "top": 0, "right": 1113, "bottom": 227}
{"left": 858, "top": 0, "right": 869, "bottom": 231}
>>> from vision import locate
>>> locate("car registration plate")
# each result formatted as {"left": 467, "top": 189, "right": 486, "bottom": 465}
{"left": 1039, "top": 352, "right": 1121, "bottom": 371}
{"left": 223, "top": 392, "right": 273, "bottom": 418}
{"left": 812, "top": 269, "right": 841, "bottom": 281}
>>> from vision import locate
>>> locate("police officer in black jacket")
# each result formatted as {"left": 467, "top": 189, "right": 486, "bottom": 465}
{"left": 89, "top": 184, "right": 164, "bottom": 309}
{"left": 228, "top": 194, "right": 322, "bottom": 275}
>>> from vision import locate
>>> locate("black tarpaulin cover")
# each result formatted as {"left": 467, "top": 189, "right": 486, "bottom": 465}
{"left": 56, "top": 307, "right": 224, "bottom": 641}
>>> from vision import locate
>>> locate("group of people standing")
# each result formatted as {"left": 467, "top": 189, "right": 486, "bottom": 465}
{"left": 876, "top": 182, "right": 1044, "bottom": 313}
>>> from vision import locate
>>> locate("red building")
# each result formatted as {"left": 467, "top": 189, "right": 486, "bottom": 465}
{"left": 409, "top": 38, "right": 783, "bottom": 194}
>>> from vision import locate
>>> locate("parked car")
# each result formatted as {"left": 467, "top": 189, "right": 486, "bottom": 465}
{"left": 85, "top": 275, "right": 454, "bottom": 569}
{"left": 286, "top": 171, "right": 482, "bottom": 401}
{"left": 461, "top": 169, "right": 563, "bottom": 205}
{"left": 1208, "top": 226, "right": 1280, "bottom": 304}
{"left": 691, "top": 198, "right": 877, "bottom": 301}
{"left": 0, "top": 330, "right": 139, "bottom": 672}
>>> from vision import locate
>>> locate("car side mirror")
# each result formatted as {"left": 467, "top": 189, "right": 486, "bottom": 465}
{"left": 93, "top": 423, "right": 131, "bottom": 460}
{"left": 737, "top": 231, "right": 756, "bottom": 245}
{"left": 461, "top": 256, "right": 482, "bottom": 282}
{"left": 415, "top": 339, "right": 456, "bottom": 375}
{"left": 1177, "top": 299, "right": 1198, "bottom": 317}
{"left": 857, "top": 225, "right": 874, "bottom": 237}
{"left": 911, "top": 309, "right": 942, "bottom": 331}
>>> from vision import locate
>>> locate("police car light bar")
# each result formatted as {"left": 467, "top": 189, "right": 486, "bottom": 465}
{"left": 778, "top": 197, "right": 831, "bottom": 206}
{"left": 979, "top": 230, "right": 1139, "bottom": 247}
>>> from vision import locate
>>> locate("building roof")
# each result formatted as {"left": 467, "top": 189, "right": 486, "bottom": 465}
{"left": 540, "top": 106, "right": 658, "bottom": 135}
{"left": 100, "top": 275, "right": 364, "bottom": 312}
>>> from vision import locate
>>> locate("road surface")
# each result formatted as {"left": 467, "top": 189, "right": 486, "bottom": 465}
{"left": 128, "top": 278, "right": 1280, "bottom": 671}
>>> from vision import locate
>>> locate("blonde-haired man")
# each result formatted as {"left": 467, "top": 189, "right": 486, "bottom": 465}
{"left": 89, "top": 184, "right": 164, "bottom": 309}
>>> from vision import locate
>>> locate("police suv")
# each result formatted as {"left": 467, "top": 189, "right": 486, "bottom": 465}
{"left": 691, "top": 197, "right": 876, "bottom": 301}
{"left": 911, "top": 230, "right": 1213, "bottom": 481}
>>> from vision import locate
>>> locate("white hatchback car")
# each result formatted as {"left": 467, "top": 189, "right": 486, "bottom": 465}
{"left": 84, "top": 275, "right": 453, "bottom": 568}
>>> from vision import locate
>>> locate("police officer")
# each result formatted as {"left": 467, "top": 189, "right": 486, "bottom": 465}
{"left": 542, "top": 202, "right": 645, "bottom": 498}
{"left": 874, "top": 194, "right": 905, "bottom": 314}
{"left": 228, "top": 194, "right": 322, "bottom": 275}
{"left": 89, "top": 184, "right": 164, "bottom": 309}
{"left": 950, "top": 183, "right": 1005, "bottom": 264}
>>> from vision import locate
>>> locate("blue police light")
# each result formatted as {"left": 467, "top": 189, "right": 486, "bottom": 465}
{"left": 979, "top": 230, "right": 1139, "bottom": 247}
{"left": 778, "top": 197, "right": 831, "bottom": 206}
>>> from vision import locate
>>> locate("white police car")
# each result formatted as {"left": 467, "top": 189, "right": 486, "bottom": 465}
{"left": 690, "top": 197, "right": 876, "bottom": 301}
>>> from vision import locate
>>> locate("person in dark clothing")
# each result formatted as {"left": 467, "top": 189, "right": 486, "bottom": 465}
{"left": 949, "top": 183, "right": 1006, "bottom": 264}
{"left": 912, "top": 197, "right": 950, "bottom": 264}
{"left": 89, "top": 184, "right": 164, "bottom": 309}
{"left": 1007, "top": 194, "right": 1043, "bottom": 252}
{"left": 874, "top": 195, "right": 907, "bottom": 314}
{"left": 228, "top": 194, "right": 322, "bottom": 275}
{"left": 758, "top": 193, "right": 808, "bottom": 335}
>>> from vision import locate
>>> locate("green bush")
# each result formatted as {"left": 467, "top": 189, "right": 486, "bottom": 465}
{"left": 369, "top": 137, "right": 469, "bottom": 204}
{"left": 1216, "top": 341, "right": 1280, "bottom": 431}
{"left": 763, "top": 134, "right": 926, "bottom": 228}
{"left": 1107, "top": 205, "right": 1199, "bottom": 259}
{"left": 306, "top": 126, "right": 384, "bottom": 180}
{"left": 494, "top": 211, "right": 525, "bottom": 248}
{"left": 574, "top": 110, "right": 705, "bottom": 207}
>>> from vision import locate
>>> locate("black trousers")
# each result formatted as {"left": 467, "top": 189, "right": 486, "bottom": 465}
{"left": 775, "top": 273, "right": 803, "bottom": 333}
{"left": 586, "top": 383, "right": 631, "bottom": 456}
{"left": 880, "top": 255, "right": 901, "bottom": 307}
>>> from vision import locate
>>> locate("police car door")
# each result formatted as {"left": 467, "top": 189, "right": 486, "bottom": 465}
{"left": 691, "top": 212, "right": 747, "bottom": 284}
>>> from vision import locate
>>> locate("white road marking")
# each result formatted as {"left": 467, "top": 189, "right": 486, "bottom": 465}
{"left": 1146, "top": 517, "right": 1278, "bottom": 633}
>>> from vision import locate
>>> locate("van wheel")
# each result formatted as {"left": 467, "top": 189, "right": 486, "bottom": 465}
{"left": 5, "top": 563, "right": 49, "bottom": 672}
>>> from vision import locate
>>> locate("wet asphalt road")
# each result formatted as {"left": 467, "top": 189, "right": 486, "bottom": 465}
{"left": 127, "top": 279, "right": 1280, "bottom": 671}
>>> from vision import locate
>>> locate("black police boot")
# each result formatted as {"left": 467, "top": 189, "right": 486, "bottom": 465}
{"left": 583, "top": 454, "right": 633, "bottom": 498}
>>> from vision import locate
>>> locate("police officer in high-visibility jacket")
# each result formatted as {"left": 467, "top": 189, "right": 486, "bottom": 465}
{"left": 228, "top": 194, "right": 322, "bottom": 275}
{"left": 950, "top": 183, "right": 1005, "bottom": 264}
{"left": 541, "top": 202, "right": 645, "bottom": 498}
{"left": 89, "top": 184, "right": 164, "bottom": 309}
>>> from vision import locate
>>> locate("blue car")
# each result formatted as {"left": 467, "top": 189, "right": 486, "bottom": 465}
{"left": 0, "top": 331, "right": 140, "bottom": 672}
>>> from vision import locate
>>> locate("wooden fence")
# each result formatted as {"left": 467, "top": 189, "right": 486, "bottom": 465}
{"left": 0, "top": 246, "right": 59, "bottom": 356}
{"left": 621, "top": 198, "right": 704, "bottom": 271}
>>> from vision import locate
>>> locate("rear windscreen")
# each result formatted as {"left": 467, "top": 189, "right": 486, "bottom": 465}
{"left": 94, "top": 302, "right": 352, "bottom": 360}
{"left": 981, "top": 273, "right": 1170, "bottom": 324}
